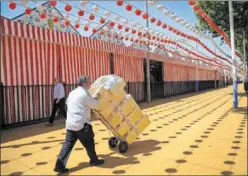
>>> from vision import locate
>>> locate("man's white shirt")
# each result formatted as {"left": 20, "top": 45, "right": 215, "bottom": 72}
{"left": 66, "top": 87, "right": 99, "bottom": 131}
{"left": 54, "top": 83, "right": 65, "bottom": 99}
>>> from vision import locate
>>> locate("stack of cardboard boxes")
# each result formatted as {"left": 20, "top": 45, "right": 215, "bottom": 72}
{"left": 89, "top": 75, "right": 150, "bottom": 144}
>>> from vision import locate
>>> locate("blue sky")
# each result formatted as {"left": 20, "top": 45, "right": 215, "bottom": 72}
{"left": 1, "top": 1, "right": 236, "bottom": 65}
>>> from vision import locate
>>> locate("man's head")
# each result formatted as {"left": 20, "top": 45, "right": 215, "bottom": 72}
{"left": 54, "top": 77, "right": 60, "bottom": 84}
{"left": 77, "top": 76, "right": 90, "bottom": 88}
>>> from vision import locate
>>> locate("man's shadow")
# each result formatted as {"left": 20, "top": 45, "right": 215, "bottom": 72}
{"left": 62, "top": 139, "right": 161, "bottom": 175}
{"left": 118, "top": 139, "right": 162, "bottom": 157}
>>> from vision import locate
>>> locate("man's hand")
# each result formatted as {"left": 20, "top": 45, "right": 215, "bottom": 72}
{"left": 56, "top": 99, "right": 60, "bottom": 104}
{"left": 93, "top": 92, "right": 101, "bottom": 100}
{"left": 91, "top": 110, "right": 100, "bottom": 119}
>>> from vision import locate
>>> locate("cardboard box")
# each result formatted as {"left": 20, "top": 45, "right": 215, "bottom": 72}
{"left": 90, "top": 75, "right": 150, "bottom": 145}
{"left": 119, "top": 94, "right": 137, "bottom": 116}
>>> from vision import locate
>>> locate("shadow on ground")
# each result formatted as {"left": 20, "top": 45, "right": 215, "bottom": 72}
{"left": 228, "top": 92, "right": 248, "bottom": 98}
{"left": 1, "top": 139, "right": 64, "bottom": 149}
{"left": 62, "top": 139, "right": 161, "bottom": 175}
{"left": 232, "top": 107, "right": 248, "bottom": 116}
{"left": 62, "top": 155, "right": 139, "bottom": 176}
{"left": 1, "top": 119, "right": 66, "bottom": 144}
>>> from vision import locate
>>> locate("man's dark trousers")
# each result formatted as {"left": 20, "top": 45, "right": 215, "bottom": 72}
{"left": 49, "top": 98, "right": 66, "bottom": 124}
{"left": 55, "top": 124, "right": 98, "bottom": 169}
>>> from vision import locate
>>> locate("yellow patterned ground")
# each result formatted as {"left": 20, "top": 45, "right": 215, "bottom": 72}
{"left": 1, "top": 85, "right": 247, "bottom": 175}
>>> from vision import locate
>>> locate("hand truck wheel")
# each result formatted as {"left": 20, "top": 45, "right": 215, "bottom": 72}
{"left": 108, "top": 137, "right": 118, "bottom": 148}
{"left": 118, "top": 141, "right": 128, "bottom": 153}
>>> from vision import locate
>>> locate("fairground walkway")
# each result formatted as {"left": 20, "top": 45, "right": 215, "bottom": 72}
{"left": 1, "top": 85, "right": 247, "bottom": 175}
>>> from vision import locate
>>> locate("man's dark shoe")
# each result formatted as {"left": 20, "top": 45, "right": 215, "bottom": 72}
{"left": 54, "top": 159, "right": 69, "bottom": 173}
{"left": 54, "top": 167, "right": 69, "bottom": 173}
{"left": 90, "top": 159, "right": 104, "bottom": 166}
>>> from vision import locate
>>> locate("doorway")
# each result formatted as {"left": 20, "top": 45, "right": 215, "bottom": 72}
{"left": 144, "top": 59, "right": 164, "bottom": 99}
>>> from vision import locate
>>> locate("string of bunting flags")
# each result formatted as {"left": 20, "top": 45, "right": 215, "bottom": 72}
{"left": 162, "top": 47, "right": 231, "bottom": 71}
{"left": 174, "top": 38, "right": 226, "bottom": 66}
{"left": 163, "top": 40, "right": 232, "bottom": 67}
{"left": 188, "top": 0, "right": 244, "bottom": 62}
{"left": 149, "top": 1, "right": 233, "bottom": 61}
{"left": 161, "top": 40, "right": 238, "bottom": 70}
{"left": 116, "top": 0, "right": 238, "bottom": 67}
